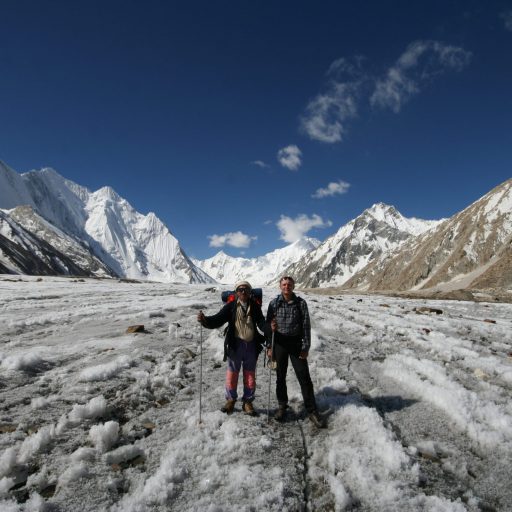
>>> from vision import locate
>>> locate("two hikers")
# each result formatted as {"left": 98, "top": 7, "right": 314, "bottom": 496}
{"left": 197, "top": 276, "right": 325, "bottom": 427}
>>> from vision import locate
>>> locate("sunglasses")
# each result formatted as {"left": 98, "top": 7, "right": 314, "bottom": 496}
{"left": 236, "top": 287, "right": 250, "bottom": 293}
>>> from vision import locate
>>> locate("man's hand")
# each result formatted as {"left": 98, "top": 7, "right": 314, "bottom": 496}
{"left": 299, "top": 351, "right": 308, "bottom": 360}
{"left": 197, "top": 311, "right": 205, "bottom": 324}
{"left": 266, "top": 348, "right": 272, "bottom": 358}
{"left": 271, "top": 318, "right": 278, "bottom": 332}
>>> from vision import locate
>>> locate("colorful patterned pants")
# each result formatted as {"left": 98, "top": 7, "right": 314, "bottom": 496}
{"left": 225, "top": 338, "right": 257, "bottom": 402}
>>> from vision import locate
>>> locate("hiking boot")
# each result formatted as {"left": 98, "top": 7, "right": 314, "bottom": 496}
{"left": 309, "top": 411, "right": 327, "bottom": 428}
{"left": 221, "top": 399, "right": 235, "bottom": 414}
{"left": 242, "top": 401, "right": 257, "bottom": 416}
{"left": 274, "top": 405, "right": 287, "bottom": 422}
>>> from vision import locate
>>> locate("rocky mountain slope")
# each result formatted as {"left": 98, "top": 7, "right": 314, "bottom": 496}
{"left": 8, "top": 205, "right": 116, "bottom": 277}
{"left": 285, "top": 203, "right": 440, "bottom": 288}
{"left": 0, "top": 208, "right": 111, "bottom": 277}
{"left": 343, "top": 178, "right": 512, "bottom": 292}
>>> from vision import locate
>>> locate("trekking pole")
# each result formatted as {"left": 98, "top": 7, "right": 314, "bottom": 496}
{"left": 267, "top": 330, "right": 275, "bottom": 423}
{"left": 199, "top": 322, "right": 203, "bottom": 425}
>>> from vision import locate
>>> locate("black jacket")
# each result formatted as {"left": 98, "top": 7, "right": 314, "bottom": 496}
{"left": 201, "top": 299, "right": 270, "bottom": 361}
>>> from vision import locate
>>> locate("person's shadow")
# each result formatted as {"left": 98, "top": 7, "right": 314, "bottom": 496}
{"left": 316, "top": 386, "right": 418, "bottom": 418}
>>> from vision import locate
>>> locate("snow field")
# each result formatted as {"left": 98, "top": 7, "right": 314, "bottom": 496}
{"left": 0, "top": 277, "right": 511, "bottom": 510}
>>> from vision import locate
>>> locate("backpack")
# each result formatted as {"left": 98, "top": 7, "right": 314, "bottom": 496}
{"left": 221, "top": 288, "right": 263, "bottom": 306}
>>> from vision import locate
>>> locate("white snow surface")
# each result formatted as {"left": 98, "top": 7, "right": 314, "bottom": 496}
{"left": 0, "top": 275, "right": 511, "bottom": 510}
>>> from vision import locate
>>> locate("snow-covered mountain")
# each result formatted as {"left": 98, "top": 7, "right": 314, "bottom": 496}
{"left": 343, "top": 178, "right": 512, "bottom": 292}
{"left": 193, "top": 237, "right": 321, "bottom": 286}
{"left": 0, "top": 161, "right": 213, "bottom": 283}
{"left": 82, "top": 185, "right": 212, "bottom": 283}
{"left": 0, "top": 207, "right": 110, "bottom": 277}
{"left": 1, "top": 205, "right": 115, "bottom": 277}
{"left": 3, "top": 157, "right": 509, "bottom": 293}
{"left": 285, "top": 203, "right": 441, "bottom": 288}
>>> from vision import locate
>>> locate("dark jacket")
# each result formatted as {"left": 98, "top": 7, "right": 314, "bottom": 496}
{"left": 200, "top": 299, "right": 270, "bottom": 361}
{"left": 266, "top": 293, "right": 311, "bottom": 352}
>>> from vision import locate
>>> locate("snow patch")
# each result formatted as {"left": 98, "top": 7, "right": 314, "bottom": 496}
{"left": 0, "top": 352, "right": 45, "bottom": 372}
{"left": 18, "top": 425, "right": 56, "bottom": 464}
{"left": 78, "top": 355, "right": 133, "bottom": 382}
{"left": 89, "top": 421, "right": 119, "bottom": 453}
{"left": 68, "top": 395, "right": 108, "bottom": 424}
{"left": 57, "top": 462, "right": 90, "bottom": 487}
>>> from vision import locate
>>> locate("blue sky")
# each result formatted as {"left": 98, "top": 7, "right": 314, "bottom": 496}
{"left": 1, "top": 1, "right": 511, "bottom": 259}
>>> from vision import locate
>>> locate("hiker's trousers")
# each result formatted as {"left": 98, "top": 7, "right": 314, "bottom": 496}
{"left": 225, "top": 337, "right": 257, "bottom": 402}
{"left": 273, "top": 333, "right": 317, "bottom": 413}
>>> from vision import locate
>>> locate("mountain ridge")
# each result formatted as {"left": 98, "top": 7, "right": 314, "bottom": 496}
{"left": 282, "top": 203, "right": 442, "bottom": 288}
{"left": 193, "top": 237, "right": 321, "bottom": 286}
{"left": 0, "top": 161, "right": 213, "bottom": 283}
{"left": 342, "top": 178, "right": 512, "bottom": 293}
{"left": 1, "top": 159, "right": 510, "bottom": 296}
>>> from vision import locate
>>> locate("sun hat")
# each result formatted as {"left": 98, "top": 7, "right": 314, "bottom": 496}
{"left": 234, "top": 280, "right": 252, "bottom": 291}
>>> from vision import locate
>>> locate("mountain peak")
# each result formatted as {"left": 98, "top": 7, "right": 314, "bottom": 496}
{"left": 94, "top": 185, "right": 120, "bottom": 201}
{"left": 368, "top": 202, "right": 394, "bottom": 211}
{"left": 364, "top": 203, "right": 399, "bottom": 220}
{"left": 40, "top": 167, "right": 61, "bottom": 177}
{"left": 195, "top": 239, "right": 319, "bottom": 285}
{"left": 289, "top": 236, "right": 321, "bottom": 250}
{"left": 284, "top": 203, "right": 441, "bottom": 288}
{"left": 24, "top": 167, "right": 65, "bottom": 183}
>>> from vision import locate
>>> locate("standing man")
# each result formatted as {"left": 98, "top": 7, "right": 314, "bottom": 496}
{"left": 197, "top": 280, "right": 267, "bottom": 416}
{"left": 266, "top": 276, "right": 326, "bottom": 428}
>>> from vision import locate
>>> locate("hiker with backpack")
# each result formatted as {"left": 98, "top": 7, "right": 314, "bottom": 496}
{"left": 197, "top": 280, "right": 268, "bottom": 416}
{"left": 266, "top": 276, "right": 326, "bottom": 428}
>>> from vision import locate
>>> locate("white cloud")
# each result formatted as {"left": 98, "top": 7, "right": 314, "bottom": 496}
{"left": 208, "top": 231, "right": 257, "bottom": 249}
{"left": 501, "top": 10, "right": 512, "bottom": 31}
{"left": 300, "top": 85, "right": 359, "bottom": 143}
{"left": 312, "top": 180, "right": 351, "bottom": 199}
{"left": 326, "top": 56, "right": 366, "bottom": 79}
{"left": 301, "top": 41, "right": 470, "bottom": 144}
{"left": 300, "top": 57, "right": 366, "bottom": 144}
{"left": 370, "top": 40, "right": 472, "bottom": 113}
{"left": 277, "top": 145, "right": 302, "bottom": 170}
{"left": 276, "top": 214, "right": 332, "bottom": 243}
{"left": 251, "top": 160, "right": 270, "bottom": 169}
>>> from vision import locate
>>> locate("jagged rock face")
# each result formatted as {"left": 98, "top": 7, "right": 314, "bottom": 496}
{"left": 344, "top": 179, "right": 512, "bottom": 292}
{"left": 285, "top": 204, "right": 439, "bottom": 288}
{"left": 8, "top": 205, "right": 116, "bottom": 278}
{"left": 0, "top": 209, "right": 97, "bottom": 276}
{"left": 83, "top": 187, "right": 213, "bottom": 283}
{"left": 0, "top": 161, "right": 34, "bottom": 209}
{"left": 22, "top": 168, "right": 90, "bottom": 237}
